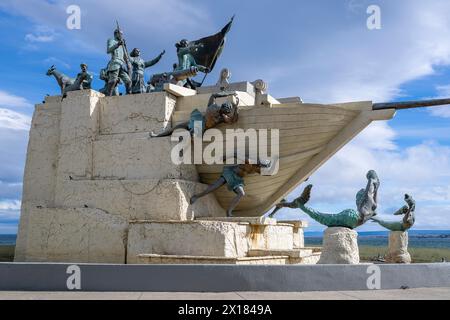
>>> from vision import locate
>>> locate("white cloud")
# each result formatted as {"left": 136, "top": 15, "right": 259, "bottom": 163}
{"left": 25, "top": 26, "right": 57, "bottom": 43}
{"left": 43, "top": 57, "right": 71, "bottom": 70}
{"left": 0, "top": 200, "right": 21, "bottom": 211}
{"left": 0, "top": 181, "right": 22, "bottom": 200}
{"left": 0, "top": 91, "right": 32, "bottom": 108}
{"left": 0, "top": 0, "right": 213, "bottom": 55}
{"left": 429, "top": 85, "right": 450, "bottom": 118}
{"left": 25, "top": 34, "right": 54, "bottom": 43}
{"left": 431, "top": 107, "right": 450, "bottom": 118}
{"left": 0, "top": 125, "right": 28, "bottom": 191}
{"left": 235, "top": 0, "right": 450, "bottom": 105}
{"left": 0, "top": 109, "right": 31, "bottom": 131}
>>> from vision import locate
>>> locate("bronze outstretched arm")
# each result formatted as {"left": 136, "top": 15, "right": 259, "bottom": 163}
{"left": 207, "top": 91, "right": 238, "bottom": 106}
{"left": 144, "top": 50, "right": 165, "bottom": 68}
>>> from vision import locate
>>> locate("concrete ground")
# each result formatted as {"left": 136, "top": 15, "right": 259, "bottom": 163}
{"left": 0, "top": 287, "right": 449, "bottom": 300}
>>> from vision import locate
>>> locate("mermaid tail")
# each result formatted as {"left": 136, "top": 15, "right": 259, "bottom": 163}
{"left": 298, "top": 204, "right": 361, "bottom": 229}
{"left": 371, "top": 217, "right": 405, "bottom": 232}
{"left": 371, "top": 194, "right": 415, "bottom": 231}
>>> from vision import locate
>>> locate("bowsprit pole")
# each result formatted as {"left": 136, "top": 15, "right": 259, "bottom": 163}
{"left": 372, "top": 98, "right": 450, "bottom": 110}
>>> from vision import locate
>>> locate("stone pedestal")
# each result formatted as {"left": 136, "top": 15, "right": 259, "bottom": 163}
{"left": 385, "top": 231, "right": 411, "bottom": 264}
{"left": 280, "top": 220, "right": 308, "bottom": 248}
{"left": 127, "top": 219, "right": 294, "bottom": 263}
{"left": 15, "top": 86, "right": 323, "bottom": 265}
{"left": 318, "top": 227, "right": 359, "bottom": 264}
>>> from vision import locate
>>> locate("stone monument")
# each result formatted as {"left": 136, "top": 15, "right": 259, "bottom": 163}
{"left": 17, "top": 18, "right": 450, "bottom": 267}
{"left": 14, "top": 81, "right": 322, "bottom": 265}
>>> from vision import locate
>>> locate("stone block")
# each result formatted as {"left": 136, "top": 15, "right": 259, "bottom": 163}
{"left": 137, "top": 254, "right": 288, "bottom": 265}
{"left": 21, "top": 102, "right": 61, "bottom": 206}
{"left": 92, "top": 135, "right": 198, "bottom": 181}
{"left": 54, "top": 179, "right": 225, "bottom": 221}
{"left": 248, "top": 224, "right": 294, "bottom": 251}
{"left": 99, "top": 92, "right": 176, "bottom": 135}
{"left": 16, "top": 101, "right": 62, "bottom": 259}
{"left": 248, "top": 248, "right": 313, "bottom": 258}
{"left": 318, "top": 227, "right": 359, "bottom": 264}
{"left": 127, "top": 220, "right": 251, "bottom": 263}
{"left": 197, "top": 216, "right": 277, "bottom": 225}
{"left": 279, "top": 220, "right": 307, "bottom": 248}
{"left": 14, "top": 207, "right": 127, "bottom": 263}
{"left": 385, "top": 231, "right": 411, "bottom": 264}
{"left": 289, "top": 252, "right": 321, "bottom": 265}
{"left": 56, "top": 90, "right": 102, "bottom": 181}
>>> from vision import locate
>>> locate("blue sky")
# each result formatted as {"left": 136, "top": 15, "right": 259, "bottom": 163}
{"left": 0, "top": 0, "right": 450, "bottom": 233}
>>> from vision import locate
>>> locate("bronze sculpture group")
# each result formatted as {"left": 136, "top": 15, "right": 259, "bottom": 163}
{"left": 47, "top": 17, "right": 234, "bottom": 97}
{"left": 46, "top": 63, "right": 93, "bottom": 98}
{"left": 44, "top": 18, "right": 418, "bottom": 227}
{"left": 270, "top": 170, "right": 416, "bottom": 231}
{"left": 45, "top": 17, "right": 276, "bottom": 217}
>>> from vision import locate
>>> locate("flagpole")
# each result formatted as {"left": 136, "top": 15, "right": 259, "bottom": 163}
{"left": 199, "top": 39, "right": 222, "bottom": 87}
{"left": 200, "top": 70, "right": 209, "bottom": 87}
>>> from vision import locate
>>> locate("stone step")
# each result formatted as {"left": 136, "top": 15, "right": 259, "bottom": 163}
{"left": 303, "top": 247, "right": 322, "bottom": 253}
{"left": 136, "top": 254, "right": 289, "bottom": 265}
{"left": 248, "top": 248, "right": 322, "bottom": 265}
{"left": 278, "top": 220, "right": 309, "bottom": 228}
{"left": 92, "top": 135, "right": 198, "bottom": 181}
{"left": 289, "top": 252, "right": 321, "bottom": 265}
{"left": 54, "top": 179, "right": 225, "bottom": 221}
{"left": 248, "top": 248, "right": 314, "bottom": 258}
{"left": 126, "top": 220, "right": 294, "bottom": 264}
{"left": 196, "top": 216, "right": 277, "bottom": 225}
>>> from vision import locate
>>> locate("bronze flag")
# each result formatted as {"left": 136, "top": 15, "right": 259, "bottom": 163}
{"left": 190, "top": 16, "right": 234, "bottom": 73}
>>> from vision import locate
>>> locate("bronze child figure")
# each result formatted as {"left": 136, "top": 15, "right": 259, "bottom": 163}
{"left": 129, "top": 48, "right": 165, "bottom": 94}
{"left": 150, "top": 91, "right": 239, "bottom": 137}
{"left": 191, "top": 157, "right": 272, "bottom": 217}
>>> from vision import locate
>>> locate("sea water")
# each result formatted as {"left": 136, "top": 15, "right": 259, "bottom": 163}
{"left": 305, "top": 230, "right": 450, "bottom": 248}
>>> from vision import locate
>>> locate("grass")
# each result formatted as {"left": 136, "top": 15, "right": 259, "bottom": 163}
{"left": 0, "top": 245, "right": 15, "bottom": 262}
{"left": 359, "top": 245, "right": 450, "bottom": 263}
